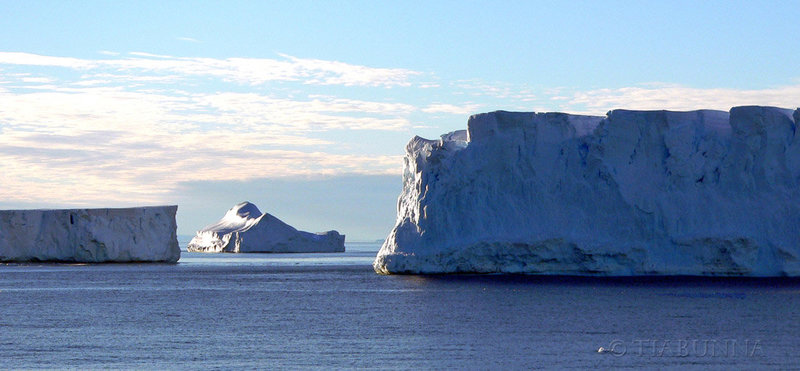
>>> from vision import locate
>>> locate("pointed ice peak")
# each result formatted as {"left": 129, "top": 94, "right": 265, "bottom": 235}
{"left": 226, "top": 201, "right": 263, "bottom": 219}
{"left": 188, "top": 202, "right": 345, "bottom": 253}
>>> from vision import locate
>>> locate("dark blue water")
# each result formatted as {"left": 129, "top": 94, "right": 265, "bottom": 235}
{"left": 1, "top": 242, "right": 799, "bottom": 369}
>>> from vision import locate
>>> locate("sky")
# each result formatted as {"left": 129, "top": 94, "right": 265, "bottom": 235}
{"left": 1, "top": 0, "right": 799, "bottom": 240}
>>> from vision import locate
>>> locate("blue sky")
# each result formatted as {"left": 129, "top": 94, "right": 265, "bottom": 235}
{"left": 1, "top": 0, "right": 799, "bottom": 239}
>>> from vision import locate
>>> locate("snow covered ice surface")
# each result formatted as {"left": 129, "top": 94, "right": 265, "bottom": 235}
{"left": 187, "top": 202, "right": 345, "bottom": 253}
{"left": 374, "top": 106, "right": 800, "bottom": 275}
{"left": 0, "top": 206, "right": 179, "bottom": 263}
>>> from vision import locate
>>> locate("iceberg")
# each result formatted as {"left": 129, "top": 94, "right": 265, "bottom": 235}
{"left": 187, "top": 202, "right": 345, "bottom": 253}
{"left": 0, "top": 206, "right": 179, "bottom": 263}
{"left": 374, "top": 106, "right": 800, "bottom": 276}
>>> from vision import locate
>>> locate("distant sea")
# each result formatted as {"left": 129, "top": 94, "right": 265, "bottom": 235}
{"left": 1, "top": 238, "right": 798, "bottom": 369}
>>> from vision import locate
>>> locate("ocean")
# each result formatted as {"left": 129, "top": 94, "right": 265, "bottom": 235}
{"left": 1, "top": 241, "right": 798, "bottom": 369}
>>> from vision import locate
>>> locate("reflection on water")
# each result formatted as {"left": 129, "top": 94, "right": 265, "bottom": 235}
{"left": 1, "top": 242, "right": 799, "bottom": 369}
{"left": 178, "top": 241, "right": 380, "bottom": 266}
{"left": 179, "top": 250, "right": 377, "bottom": 266}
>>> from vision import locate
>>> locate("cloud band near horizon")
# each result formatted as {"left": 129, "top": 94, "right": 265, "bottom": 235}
{"left": 1, "top": 51, "right": 798, "bottom": 207}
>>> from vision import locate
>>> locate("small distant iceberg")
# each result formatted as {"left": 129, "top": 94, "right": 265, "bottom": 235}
{"left": 187, "top": 202, "right": 345, "bottom": 253}
{"left": 0, "top": 206, "right": 179, "bottom": 263}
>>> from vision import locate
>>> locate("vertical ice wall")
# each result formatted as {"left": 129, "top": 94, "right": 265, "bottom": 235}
{"left": 374, "top": 106, "right": 800, "bottom": 275}
{"left": 0, "top": 206, "right": 180, "bottom": 263}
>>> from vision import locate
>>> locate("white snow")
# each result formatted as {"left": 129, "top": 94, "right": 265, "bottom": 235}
{"left": 187, "top": 202, "right": 345, "bottom": 253}
{"left": 0, "top": 206, "right": 179, "bottom": 263}
{"left": 374, "top": 106, "right": 800, "bottom": 276}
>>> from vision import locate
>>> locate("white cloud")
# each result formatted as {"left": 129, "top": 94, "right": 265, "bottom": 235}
{"left": 0, "top": 76, "right": 411, "bottom": 204}
{"left": 127, "top": 51, "right": 175, "bottom": 58}
{"left": 176, "top": 36, "right": 200, "bottom": 43}
{"left": 568, "top": 83, "right": 800, "bottom": 114}
{"left": 421, "top": 103, "right": 482, "bottom": 115}
{"left": 0, "top": 136, "right": 401, "bottom": 205}
{"left": 278, "top": 53, "right": 420, "bottom": 87}
{"left": 5, "top": 51, "right": 798, "bottom": 208}
{"left": 20, "top": 77, "right": 54, "bottom": 83}
{"left": 0, "top": 51, "right": 421, "bottom": 205}
{"left": 453, "top": 79, "right": 538, "bottom": 102}
{"left": 0, "top": 51, "right": 421, "bottom": 88}
{"left": 447, "top": 80, "right": 800, "bottom": 115}
{"left": 193, "top": 93, "right": 414, "bottom": 131}
{"left": 0, "top": 52, "right": 94, "bottom": 68}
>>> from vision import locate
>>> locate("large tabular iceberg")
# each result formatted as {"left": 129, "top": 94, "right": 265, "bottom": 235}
{"left": 0, "top": 206, "right": 179, "bottom": 263}
{"left": 187, "top": 202, "right": 345, "bottom": 253}
{"left": 374, "top": 106, "right": 800, "bottom": 276}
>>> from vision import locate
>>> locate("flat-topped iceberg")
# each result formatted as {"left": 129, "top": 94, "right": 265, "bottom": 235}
{"left": 0, "top": 206, "right": 179, "bottom": 263}
{"left": 374, "top": 106, "right": 800, "bottom": 276}
{"left": 187, "top": 202, "right": 345, "bottom": 253}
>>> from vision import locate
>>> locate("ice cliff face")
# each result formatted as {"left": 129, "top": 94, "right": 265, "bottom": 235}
{"left": 187, "top": 202, "right": 345, "bottom": 253}
{"left": 0, "top": 206, "right": 179, "bottom": 263}
{"left": 374, "top": 106, "right": 800, "bottom": 276}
